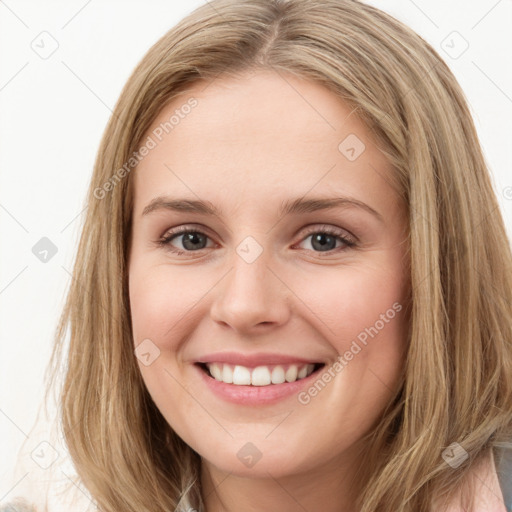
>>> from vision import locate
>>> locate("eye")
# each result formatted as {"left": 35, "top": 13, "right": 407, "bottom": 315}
{"left": 156, "top": 226, "right": 214, "bottom": 255}
{"left": 294, "top": 225, "right": 356, "bottom": 254}
{"left": 156, "top": 224, "right": 357, "bottom": 256}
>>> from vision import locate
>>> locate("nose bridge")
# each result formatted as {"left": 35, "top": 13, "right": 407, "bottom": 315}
{"left": 210, "top": 236, "right": 289, "bottom": 330}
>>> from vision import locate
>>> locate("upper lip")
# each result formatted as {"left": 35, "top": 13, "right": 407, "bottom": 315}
{"left": 196, "top": 352, "right": 324, "bottom": 367}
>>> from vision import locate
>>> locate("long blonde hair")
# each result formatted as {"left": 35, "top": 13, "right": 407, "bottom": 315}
{"left": 47, "top": 0, "right": 512, "bottom": 510}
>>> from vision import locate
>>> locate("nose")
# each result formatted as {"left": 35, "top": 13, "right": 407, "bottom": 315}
{"left": 209, "top": 248, "right": 291, "bottom": 334}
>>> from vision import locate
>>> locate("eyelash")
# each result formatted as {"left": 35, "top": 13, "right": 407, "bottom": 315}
{"left": 156, "top": 224, "right": 357, "bottom": 256}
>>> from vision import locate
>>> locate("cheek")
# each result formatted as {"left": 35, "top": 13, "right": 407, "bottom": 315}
{"left": 294, "top": 258, "right": 409, "bottom": 402}
{"left": 298, "top": 260, "right": 408, "bottom": 346}
{"left": 128, "top": 266, "right": 202, "bottom": 436}
{"left": 129, "top": 265, "right": 202, "bottom": 350}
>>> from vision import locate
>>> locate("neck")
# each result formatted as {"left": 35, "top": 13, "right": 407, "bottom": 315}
{"left": 200, "top": 450, "right": 362, "bottom": 512}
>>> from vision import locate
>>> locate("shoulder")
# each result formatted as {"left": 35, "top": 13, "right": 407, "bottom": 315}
{"left": 442, "top": 449, "right": 508, "bottom": 512}
{"left": 496, "top": 445, "right": 512, "bottom": 511}
{"left": 0, "top": 498, "right": 38, "bottom": 511}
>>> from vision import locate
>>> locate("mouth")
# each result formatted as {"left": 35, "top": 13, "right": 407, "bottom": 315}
{"left": 196, "top": 362, "right": 325, "bottom": 386}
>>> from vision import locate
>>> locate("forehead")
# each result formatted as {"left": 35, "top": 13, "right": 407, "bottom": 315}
{"left": 131, "top": 70, "right": 400, "bottom": 219}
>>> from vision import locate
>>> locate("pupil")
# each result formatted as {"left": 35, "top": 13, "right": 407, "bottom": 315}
{"left": 312, "top": 233, "right": 336, "bottom": 252}
{"left": 183, "top": 232, "right": 205, "bottom": 250}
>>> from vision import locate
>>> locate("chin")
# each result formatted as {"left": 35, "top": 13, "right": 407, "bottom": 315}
{"left": 197, "top": 436, "right": 321, "bottom": 479}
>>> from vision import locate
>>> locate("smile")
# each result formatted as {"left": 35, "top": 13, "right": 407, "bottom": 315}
{"left": 201, "top": 362, "right": 320, "bottom": 386}
{"left": 194, "top": 352, "right": 327, "bottom": 404}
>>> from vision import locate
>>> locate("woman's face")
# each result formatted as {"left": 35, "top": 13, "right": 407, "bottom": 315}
{"left": 128, "top": 70, "right": 410, "bottom": 480}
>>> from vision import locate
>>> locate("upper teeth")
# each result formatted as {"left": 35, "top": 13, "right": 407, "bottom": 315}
{"left": 206, "top": 363, "right": 316, "bottom": 386}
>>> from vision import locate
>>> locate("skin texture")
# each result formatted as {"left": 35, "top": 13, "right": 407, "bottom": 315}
{"left": 128, "top": 69, "right": 412, "bottom": 512}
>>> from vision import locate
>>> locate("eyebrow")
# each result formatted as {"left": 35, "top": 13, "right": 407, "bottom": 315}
{"left": 141, "top": 195, "right": 384, "bottom": 223}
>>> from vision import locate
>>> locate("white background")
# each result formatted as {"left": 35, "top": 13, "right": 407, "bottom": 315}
{"left": 0, "top": 0, "right": 511, "bottom": 500}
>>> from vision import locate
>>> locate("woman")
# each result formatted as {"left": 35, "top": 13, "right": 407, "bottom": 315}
{"left": 3, "top": 0, "right": 511, "bottom": 510}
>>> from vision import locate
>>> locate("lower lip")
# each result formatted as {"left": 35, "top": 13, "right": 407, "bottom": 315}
{"left": 194, "top": 364, "right": 323, "bottom": 405}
